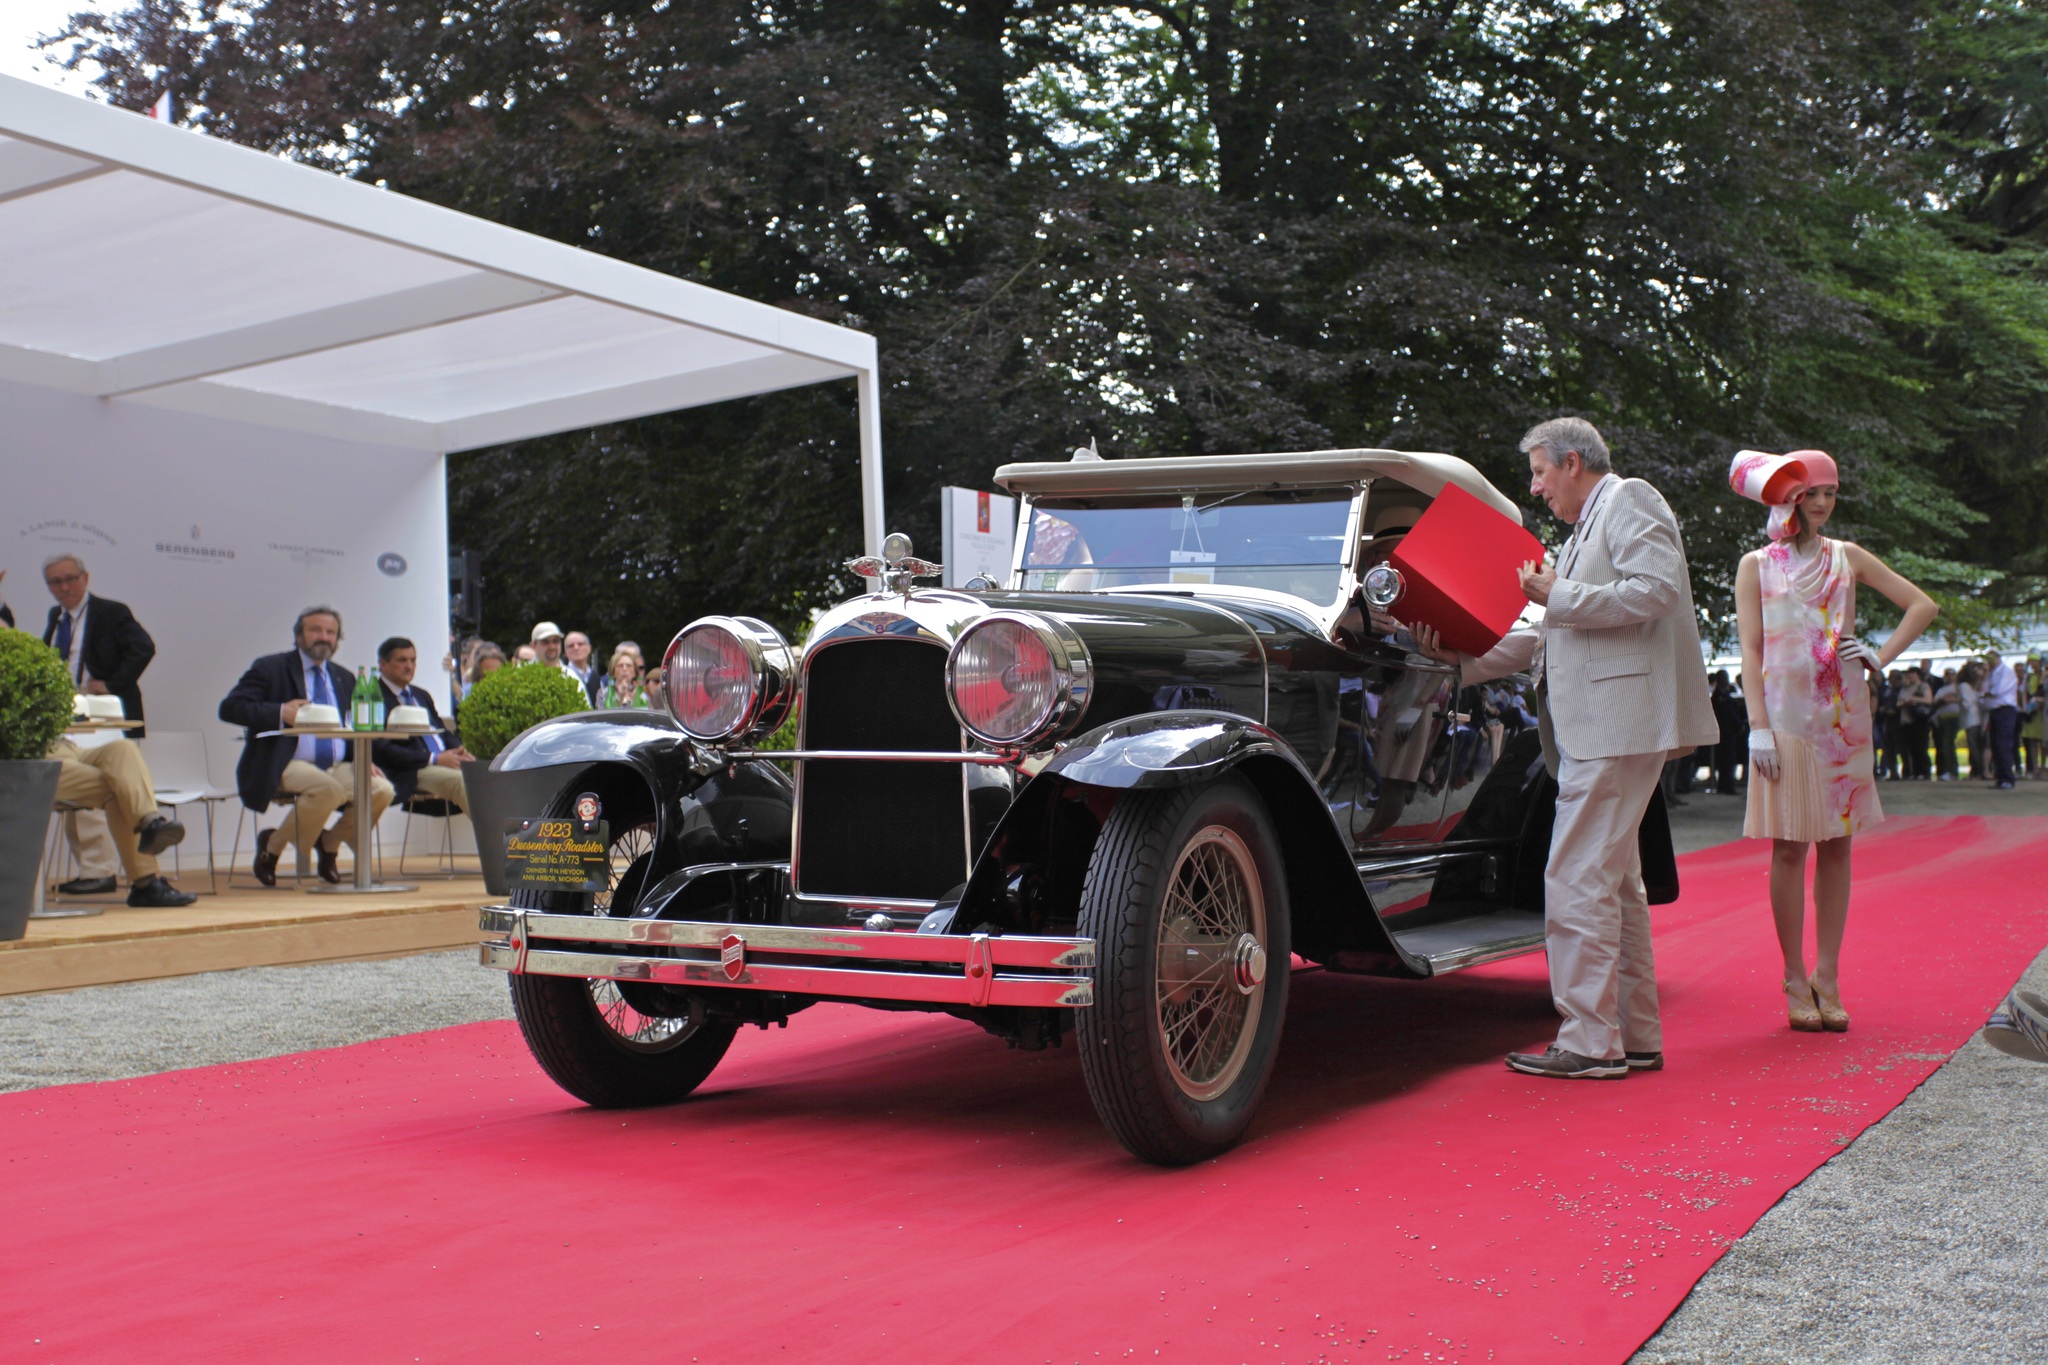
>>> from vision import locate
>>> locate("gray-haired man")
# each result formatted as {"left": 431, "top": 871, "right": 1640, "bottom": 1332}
{"left": 1422, "top": 417, "right": 1718, "bottom": 1077}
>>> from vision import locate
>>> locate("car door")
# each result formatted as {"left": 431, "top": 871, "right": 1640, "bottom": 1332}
{"left": 1351, "top": 645, "right": 1457, "bottom": 847}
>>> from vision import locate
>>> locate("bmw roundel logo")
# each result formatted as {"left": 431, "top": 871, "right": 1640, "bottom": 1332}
{"left": 377, "top": 552, "right": 408, "bottom": 577}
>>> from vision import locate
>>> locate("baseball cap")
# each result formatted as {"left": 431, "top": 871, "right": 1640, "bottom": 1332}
{"left": 530, "top": 621, "right": 564, "bottom": 643}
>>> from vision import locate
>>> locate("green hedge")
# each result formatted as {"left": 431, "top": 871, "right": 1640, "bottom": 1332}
{"left": 458, "top": 662, "right": 589, "bottom": 761}
{"left": 0, "top": 630, "right": 74, "bottom": 762}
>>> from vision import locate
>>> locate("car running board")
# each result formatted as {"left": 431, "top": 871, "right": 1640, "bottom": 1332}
{"left": 1392, "top": 907, "right": 1544, "bottom": 975}
{"left": 1325, "top": 905, "right": 1545, "bottom": 978}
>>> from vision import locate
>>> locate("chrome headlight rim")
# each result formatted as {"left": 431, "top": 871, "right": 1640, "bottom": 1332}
{"left": 662, "top": 615, "right": 797, "bottom": 744}
{"left": 945, "top": 610, "right": 1093, "bottom": 749}
{"left": 1362, "top": 563, "right": 1405, "bottom": 610}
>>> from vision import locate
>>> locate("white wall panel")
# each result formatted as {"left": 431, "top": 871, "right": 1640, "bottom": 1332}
{"left": 0, "top": 377, "right": 452, "bottom": 855}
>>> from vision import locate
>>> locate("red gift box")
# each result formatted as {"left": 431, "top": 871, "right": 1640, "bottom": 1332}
{"left": 1386, "top": 482, "right": 1547, "bottom": 657}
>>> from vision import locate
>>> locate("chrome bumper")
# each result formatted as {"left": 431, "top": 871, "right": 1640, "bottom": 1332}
{"left": 478, "top": 907, "right": 1095, "bottom": 1008}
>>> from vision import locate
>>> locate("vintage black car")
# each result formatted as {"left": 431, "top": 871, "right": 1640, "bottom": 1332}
{"left": 480, "top": 448, "right": 1676, "bottom": 1164}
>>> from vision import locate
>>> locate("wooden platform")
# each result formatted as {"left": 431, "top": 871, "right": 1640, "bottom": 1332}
{"left": 2, "top": 863, "right": 492, "bottom": 996}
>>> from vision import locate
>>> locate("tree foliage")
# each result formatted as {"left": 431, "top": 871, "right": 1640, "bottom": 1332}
{"left": 59, "top": 0, "right": 2048, "bottom": 648}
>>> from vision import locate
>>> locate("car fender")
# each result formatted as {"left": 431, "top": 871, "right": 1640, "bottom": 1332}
{"left": 951, "top": 712, "right": 1426, "bottom": 975}
{"left": 494, "top": 712, "right": 793, "bottom": 896}
{"left": 1038, "top": 710, "right": 1290, "bottom": 789}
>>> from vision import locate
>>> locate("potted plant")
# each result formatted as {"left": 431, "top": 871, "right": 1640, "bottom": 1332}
{"left": 0, "top": 631, "right": 75, "bottom": 939}
{"left": 458, "top": 662, "right": 592, "bottom": 895}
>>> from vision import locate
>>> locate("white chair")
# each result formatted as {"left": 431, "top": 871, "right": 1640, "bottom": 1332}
{"left": 140, "top": 731, "right": 238, "bottom": 895}
{"left": 396, "top": 793, "right": 476, "bottom": 879}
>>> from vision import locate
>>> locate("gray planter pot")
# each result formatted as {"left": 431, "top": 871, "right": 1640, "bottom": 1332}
{"left": 463, "top": 759, "right": 591, "bottom": 897}
{"left": 0, "top": 760, "right": 61, "bottom": 941}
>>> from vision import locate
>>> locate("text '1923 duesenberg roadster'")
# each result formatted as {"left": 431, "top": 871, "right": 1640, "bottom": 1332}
{"left": 479, "top": 448, "right": 1676, "bottom": 1164}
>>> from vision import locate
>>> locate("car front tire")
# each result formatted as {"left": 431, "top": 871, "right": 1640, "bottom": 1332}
{"left": 510, "top": 973, "right": 739, "bottom": 1108}
{"left": 1077, "top": 776, "right": 1291, "bottom": 1164}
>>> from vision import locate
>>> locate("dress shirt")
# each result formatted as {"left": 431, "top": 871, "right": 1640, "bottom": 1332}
{"left": 55, "top": 596, "right": 91, "bottom": 685}
{"left": 292, "top": 651, "right": 340, "bottom": 766}
{"left": 1985, "top": 663, "right": 2019, "bottom": 709}
{"left": 1555, "top": 474, "right": 1617, "bottom": 580}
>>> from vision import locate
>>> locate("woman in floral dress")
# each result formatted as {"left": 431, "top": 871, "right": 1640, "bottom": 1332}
{"left": 1730, "top": 449, "right": 1938, "bottom": 1032}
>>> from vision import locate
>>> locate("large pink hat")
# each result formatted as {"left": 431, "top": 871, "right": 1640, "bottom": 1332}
{"left": 1784, "top": 449, "right": 1839, "bottom": 487}
{"left": 1729, "top": 448, "right": 1836, "bottom": 541}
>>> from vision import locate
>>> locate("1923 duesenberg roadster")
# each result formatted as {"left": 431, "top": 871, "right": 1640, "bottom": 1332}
{"left": 480, "top": 448, "right": 1676, "bottom": 1164}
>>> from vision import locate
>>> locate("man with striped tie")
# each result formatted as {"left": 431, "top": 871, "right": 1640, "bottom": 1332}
{"left": 371, "top": 637, "right": 470, "bottom": 812}
{"left": 219, "top": 605, "right": 394, "bottom": 886}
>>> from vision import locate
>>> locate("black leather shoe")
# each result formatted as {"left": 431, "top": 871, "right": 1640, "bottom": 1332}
{"left": 252, "top": 827, "right": 280, "bottom": 888}
{"left": 1506, "top": 1045, "right": 1628, "bottom": 1079}
{"left": 316, "top": 843, "right": 342, "bottom": 884}
{"left": 127, "top": 876, "right": 197, "bottom": 908}
{"left": 58, "top": 876, "right": 117, "bottom": 895}
{"left": 1625, "top": 1051, "right": 1665, "bottom": 1071}
{"left": 135, "top": 815, "right": 186, "bottom": 856}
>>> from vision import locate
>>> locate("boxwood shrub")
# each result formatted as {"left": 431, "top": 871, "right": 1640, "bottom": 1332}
{"left": 458, "top": 662, "right": 589, "bottom": 761}
{"left": 0, "top": 630, "right": 74, "bottom": 761}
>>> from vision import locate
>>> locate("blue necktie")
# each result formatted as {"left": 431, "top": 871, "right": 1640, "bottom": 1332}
{"left": 310, "top": 665, "right": 338, "bottom": 769}
{"left": 406, "top": 688, "right": 444, "bottom": 757}
{"left": 55, "top": 611, "right": 73, "bottom": 667}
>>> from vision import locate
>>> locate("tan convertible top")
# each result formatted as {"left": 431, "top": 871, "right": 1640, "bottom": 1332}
{"left": 994, "top": 448, "right": 1523, "bottom": 526}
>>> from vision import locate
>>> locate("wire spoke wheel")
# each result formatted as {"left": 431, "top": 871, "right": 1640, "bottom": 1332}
{"left": 593, "top": 822, "right": 657, "bottom": 917}
{"left": 1077, "top": 777, "right": 1289, "bottom": 1165}
{"left": 587, "top": 819, "right": 694, "bottom": 1051}
{"left": 588, "top": 978, "right": 699, "bottom": 1053}
{"left": 1154, "top": 826, "right": 1267, "bottom": 1102}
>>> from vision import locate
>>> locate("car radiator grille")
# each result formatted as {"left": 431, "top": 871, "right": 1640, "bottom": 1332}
{"left": 795, "top": 640, "right": 968, "bottom": 903}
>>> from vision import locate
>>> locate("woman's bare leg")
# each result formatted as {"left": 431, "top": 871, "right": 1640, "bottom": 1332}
{"left": 1809, "top": 835, "right": 1853, "bottom": 994}
{"left": 1771, "top": 838, "right": 1811, "bottom": 981}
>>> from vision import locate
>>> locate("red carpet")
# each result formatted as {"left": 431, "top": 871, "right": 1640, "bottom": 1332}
{"left": 4, "top": 815, "right": 2045, "bottom": 1364}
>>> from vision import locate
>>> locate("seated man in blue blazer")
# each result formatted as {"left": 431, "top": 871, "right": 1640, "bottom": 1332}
{"left": 218, "top": 605, "right": 394, "bottom": 885}
{"left": 370, "top": 636, "right": 471, "bottom": 811}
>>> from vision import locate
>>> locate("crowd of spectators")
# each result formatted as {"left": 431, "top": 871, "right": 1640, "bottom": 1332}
{"left": 446, "top": 621, "right": 662, "bottom": 720}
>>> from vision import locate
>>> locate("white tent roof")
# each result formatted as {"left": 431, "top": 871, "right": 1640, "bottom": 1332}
{"left": 0, "top": 74, "right": 884, "bottom": 542}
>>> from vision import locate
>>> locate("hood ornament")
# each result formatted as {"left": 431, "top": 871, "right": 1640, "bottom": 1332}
{"left": 846, "top": 531, "right": 943, "bottom": 597}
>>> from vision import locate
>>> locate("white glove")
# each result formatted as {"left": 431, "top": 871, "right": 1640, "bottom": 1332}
{"left": 1748, "top": 729, "right": 1781, "bottom": 782}
{"left": 1837, "top": 636, "right": 1881, "bottom": 673}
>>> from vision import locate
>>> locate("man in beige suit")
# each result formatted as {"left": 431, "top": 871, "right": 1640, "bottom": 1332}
{"left": 1424, "top": 417, "right": 1717, "bottom": 1078}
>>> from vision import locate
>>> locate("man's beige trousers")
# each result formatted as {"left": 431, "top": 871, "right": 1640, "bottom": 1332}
{"left": 273, "top": 760, "right": 394, "bottom": 856}
{"left": 1545, "top": 749, "right": 1665, "bottom": 1061}
{"left": 410, "top": 762, "right": 467, "bottom": 811}
{"left": 51, "top": 738, "right": 160, "bottom": 882}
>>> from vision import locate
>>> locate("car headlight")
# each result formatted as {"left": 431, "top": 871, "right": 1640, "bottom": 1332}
{"left": 662, "top": 616, "right": 796, "bottom": 743}
{"left": 1362, "top": 564, "right": 1405, "bottom": 610}
{"left": 946, "top": 612, "right": 1092, "bottom": 748}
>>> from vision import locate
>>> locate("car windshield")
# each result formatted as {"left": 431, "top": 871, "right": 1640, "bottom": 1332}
{"left": 1017, "top": 487, "right": 1355, "bottom": 604}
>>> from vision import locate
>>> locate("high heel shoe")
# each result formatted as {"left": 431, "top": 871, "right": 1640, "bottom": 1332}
{"left": 1785, "top": 978, "right": 1824, "bottom": 1032}
{"left": 1808, "top": 974, "right": 1850, "bottom": 1032}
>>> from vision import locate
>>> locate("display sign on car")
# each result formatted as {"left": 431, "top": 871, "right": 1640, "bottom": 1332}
{"left": 504, "top": 816, "right": 609, "bottom": 892}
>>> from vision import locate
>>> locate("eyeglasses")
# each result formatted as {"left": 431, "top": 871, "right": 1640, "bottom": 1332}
{"left": 45, "top": 573, "right": 83, "bottom": 586}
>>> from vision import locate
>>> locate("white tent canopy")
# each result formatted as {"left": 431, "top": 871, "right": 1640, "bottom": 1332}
{"left": 0, "top": 73, "right": 884, "bottom": 539}
{"left": 0, "top": 74, "right": 884, "bottom": 861}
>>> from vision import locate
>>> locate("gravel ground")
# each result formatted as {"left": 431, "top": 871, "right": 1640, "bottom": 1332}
{"left": 2, "top": 780, "right": 2043, "bottom": 1362}
{"left": 1632, "top": 944, "right": 2048, "bottom": 1365}
{"left": 0, "top": 951, "right": 511, "bottom": 1091}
